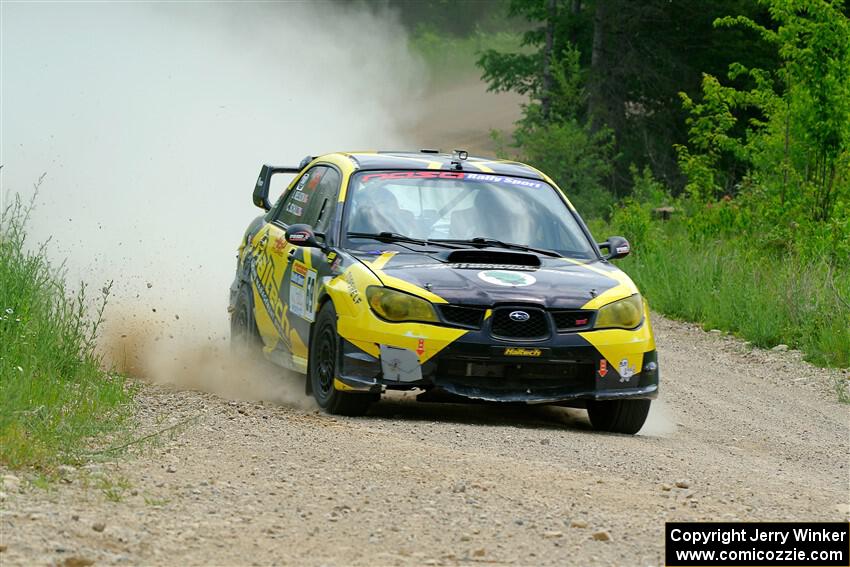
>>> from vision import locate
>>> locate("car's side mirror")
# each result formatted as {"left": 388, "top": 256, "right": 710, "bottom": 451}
{"left": 598, "top": 236, "right": 631, "bottom": 260}
{"left": 285, "top": 224, "right": 329, "bottom": 253}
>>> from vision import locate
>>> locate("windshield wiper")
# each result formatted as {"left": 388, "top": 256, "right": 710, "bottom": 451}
{"left": 433, "top": 237, "right": 563, "bottom": 258}
{"left": 347, "top": 232, "right": 464, "bottom": 250}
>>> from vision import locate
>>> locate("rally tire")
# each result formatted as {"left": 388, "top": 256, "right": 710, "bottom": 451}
{"left": 230, "top": 284, "right": 262, "bottom": 353}
{"left": 586, "top": 399, "right": 651, "bottom": 435}
{"left": 309, "top": 302, "right": 374, "bottom": 416}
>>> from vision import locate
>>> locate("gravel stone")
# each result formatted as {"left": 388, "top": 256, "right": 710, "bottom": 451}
{"left": 2, "top": 474, "right": 21, "bottom": 492}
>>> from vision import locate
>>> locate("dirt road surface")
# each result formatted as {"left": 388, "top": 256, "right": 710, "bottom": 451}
{"left": 406, "top": 78, "right": 524, "bottom": 157}
{"left": 2, "top": 315, "right": 848, "bottom": 566}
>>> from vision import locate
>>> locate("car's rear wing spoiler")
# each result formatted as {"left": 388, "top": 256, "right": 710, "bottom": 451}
{"left": 253, "top": 163, "right": 306, "bottom": 211}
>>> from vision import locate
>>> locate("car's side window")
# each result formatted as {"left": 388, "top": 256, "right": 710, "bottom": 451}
{"left": 273, "top": 166, "right": 332, "bottom": 227}
{"left": 306, "top": 168, "right": 341, "bottom": 234}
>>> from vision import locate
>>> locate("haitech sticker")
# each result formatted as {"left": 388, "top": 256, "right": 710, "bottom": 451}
{"left": 618, "top": 358, "right": 636, "bottom": 382}
{"left": 598, "top": 359, "right": 608, "bottom": 378}
{"left": 477, "top": 270, "right": 536, "bottom": 287}
{"left": 504, "top": 347, "right": 542, "bottom": 357}
{"left": 416, "top": 338, "right": 425, "bottom": 356}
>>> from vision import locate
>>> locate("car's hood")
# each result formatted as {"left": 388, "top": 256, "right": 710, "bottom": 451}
{"left": 353, "top": 249, "right": 631, "bottom": 309}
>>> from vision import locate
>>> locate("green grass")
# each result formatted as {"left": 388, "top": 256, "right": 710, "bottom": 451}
{"left": 592, "top": 218, "right": 850, "bottom": 370}
{"left": 96, "top": 474, "right": 132, "bottom": 502}
{"left": 0, "top": 187, "right": 134, "bottom": 470}
{"left": 143, "top": 495, "right": 170, "bottom": 507}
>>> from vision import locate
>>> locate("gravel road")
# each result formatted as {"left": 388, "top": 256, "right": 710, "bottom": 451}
{"left": 2, "top": 315, "right": 848, "bottom": 566}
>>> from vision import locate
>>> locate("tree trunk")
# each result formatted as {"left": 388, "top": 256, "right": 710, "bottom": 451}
{"left": 569, "top": 0, "right": 582, "bottom": 46}
{"left": 782, "top": 63, "right": 791, "bottom": 206}
{"left": 541, "top": 0, "right": 558, "bottom": 121}
{"left": 588, "top": 0, "right": 609, "bottom": 132}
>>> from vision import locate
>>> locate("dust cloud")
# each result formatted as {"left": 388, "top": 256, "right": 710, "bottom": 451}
{"left": 1, "top": 2, "right": 425, "bottom": 401}
{"left": 639, "top": 397, "right": 676, "bottom": 437}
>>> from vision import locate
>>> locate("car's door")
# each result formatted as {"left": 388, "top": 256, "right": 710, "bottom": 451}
{"left": 255, "top": 164, "right": 341, "bottom": 372}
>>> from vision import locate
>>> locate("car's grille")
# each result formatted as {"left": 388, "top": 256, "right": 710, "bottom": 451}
{"left": 551, "top": 310, "right": 594, "bottom": 332}
{"left": 439, "top": 305, "right": 595, "bottom": 336}
{"left": 435, "top": 359, "right": 595, "bottom": 391}
{"left": 438, "top": 360, "right": 593, "bottom": 381}
{"left": 491, "top": 308, "right": 549, "bottom": 340}
{"left": 439, "top": 305, "right": 486, "bottom": 329}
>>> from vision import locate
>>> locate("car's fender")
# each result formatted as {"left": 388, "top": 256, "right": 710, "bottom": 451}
{"left": 229, "top": 215, "right": 267, "bottom": 310}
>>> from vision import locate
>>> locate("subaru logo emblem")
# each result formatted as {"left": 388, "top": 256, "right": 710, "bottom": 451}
{"left": 509, "top": 310, "right": 530, "bottom": 322}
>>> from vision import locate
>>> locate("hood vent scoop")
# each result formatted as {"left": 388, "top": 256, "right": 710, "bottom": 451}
{"left": 443, "top": 249, "right": 541, "bottom": 267}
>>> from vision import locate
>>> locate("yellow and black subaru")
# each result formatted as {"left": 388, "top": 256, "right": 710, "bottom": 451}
{"left": 230, "top": 150, "right": 658, "bottom": 434}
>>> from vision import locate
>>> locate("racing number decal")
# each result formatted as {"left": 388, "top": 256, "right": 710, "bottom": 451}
{"left": 288, "top": 261, "right": 318, "bottom": 323}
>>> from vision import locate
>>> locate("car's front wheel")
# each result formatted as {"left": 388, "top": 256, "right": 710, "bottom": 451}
{"left": 310, "top": 301, "right": 374, "bottom": 416}
{"left": 586, "top": 399, "right": 651, "bottom": 434}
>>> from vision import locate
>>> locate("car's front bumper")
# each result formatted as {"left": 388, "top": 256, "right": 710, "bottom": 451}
{"left": 333, "top": 330, "right": 659, "bottom": 405}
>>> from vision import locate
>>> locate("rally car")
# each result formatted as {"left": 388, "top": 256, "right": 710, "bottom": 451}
{"left": 230, "top": 150, "right": 658, "bottom": 434}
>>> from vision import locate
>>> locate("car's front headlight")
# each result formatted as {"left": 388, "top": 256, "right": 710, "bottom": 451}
{"left": 366, "top": 286, "right": 439, "bottom": 323}
{"left": 594, "top": 294, "right": 644, "bottom": 329}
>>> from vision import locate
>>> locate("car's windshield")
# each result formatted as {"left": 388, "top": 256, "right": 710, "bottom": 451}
{"left": 343, "top": 171, "right": 597, "bottom": 259}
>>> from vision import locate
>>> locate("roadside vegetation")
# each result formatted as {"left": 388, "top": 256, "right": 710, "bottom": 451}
{"left": 0, "top": 185, "right": 134, "bottom": 469}
{"left": 400, "top": 0, "right": 527, "bottom": 84}
{"left": 403, "top": 0, "right": 849, "bottom": 371}
{"left": 591, "top": 171, "right": 850, "bottom": 367}
{"left": 411, "top": 30, "right": 526, "bottom": 84}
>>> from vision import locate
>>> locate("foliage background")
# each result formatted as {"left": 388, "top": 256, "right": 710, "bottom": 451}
{"left": 397, "top": 0, "right": 850, "bottom": 368}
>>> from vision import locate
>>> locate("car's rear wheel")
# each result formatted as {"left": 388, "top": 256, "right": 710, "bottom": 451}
{"left": 586, "top": 399, "right": 651, "bottom": 434}
{"left": 310, "top": 301, "right": 374, "bottom": 416}
{"left": 230, "top": 284, "right": 261, "bottom": 352}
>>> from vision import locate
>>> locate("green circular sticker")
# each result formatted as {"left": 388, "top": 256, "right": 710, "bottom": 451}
{"left": 477, "top": 270, "right": 537, "bottom": 287}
